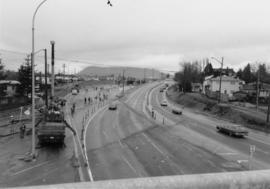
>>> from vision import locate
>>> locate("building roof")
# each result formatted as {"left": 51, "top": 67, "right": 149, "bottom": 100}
{"left": 209, "top": 75, "right": 242, "bottom": 82}
{"left": 243, "top": 82, "right": 270, "bottom": 91}
{"left": 0, "top": 80, "right": 21, "bottom": 85}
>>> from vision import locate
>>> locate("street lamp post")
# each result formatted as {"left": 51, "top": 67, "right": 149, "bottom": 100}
{"left": 31, "top": 0, "right": 48, "bottom": 159}
{"left": 211, "top": 57, "right": 224, "bottom": 103}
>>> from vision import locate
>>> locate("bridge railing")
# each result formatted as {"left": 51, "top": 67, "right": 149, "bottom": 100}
{"left": 13, "top": 170, "right": 270, "bottom": 189}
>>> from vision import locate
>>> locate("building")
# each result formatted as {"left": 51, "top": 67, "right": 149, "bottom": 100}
{"left": 203, "top": 75, "right": 244, "bottom": 97}
{"left": 191, "top": 83, "right": 202, "bottom": 93}
{"left": 0, "top": 80, "right": 21, "bottom": 97}
{"left": 242, "top": 82, "right": 270, "bottom": 98}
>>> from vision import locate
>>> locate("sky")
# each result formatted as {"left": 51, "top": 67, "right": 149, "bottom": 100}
{"left": 1, "top": 0, "right": 270, "bottom": 74}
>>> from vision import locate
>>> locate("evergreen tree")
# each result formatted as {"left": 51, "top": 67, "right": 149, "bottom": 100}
{"left": 0, "top": 59, "right": 7, "bottom": 80}
{"left": 204, "top": 63, "right": 214, "bottom": 76}
{"left": 242, "top": 63, "right": 256, "bottom": 83}
{"left": 17, "top": 55, "right": 32, "bottom": 97}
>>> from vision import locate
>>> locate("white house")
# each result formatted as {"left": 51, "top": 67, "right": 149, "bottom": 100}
{"left": 203, "top": 75, "right": 244, "bottom": 97}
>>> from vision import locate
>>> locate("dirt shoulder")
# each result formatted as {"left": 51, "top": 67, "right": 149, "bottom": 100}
{"left": 166, "top": 85, "right": 270, "bottom": 133}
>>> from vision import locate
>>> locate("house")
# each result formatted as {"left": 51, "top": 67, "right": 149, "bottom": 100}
{"left": 191, "top": 83, "right": 202, "bottom": 93}
{"left": 203, "top": 75, "right": 244, "bottom": 97}
{"left": 0, "top": 80, "right": 21, "bottom": 97}
{"left": 242, "top": 82, "right": 270, "bottom": 98}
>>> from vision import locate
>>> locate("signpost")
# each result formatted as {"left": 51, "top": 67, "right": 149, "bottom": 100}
{"left": 249, "top": 145, "right": 256, "bottom": 170}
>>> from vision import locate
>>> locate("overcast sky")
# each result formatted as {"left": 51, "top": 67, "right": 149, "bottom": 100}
{"left": 1, "top": 0, "right": 270, "bottom": 74}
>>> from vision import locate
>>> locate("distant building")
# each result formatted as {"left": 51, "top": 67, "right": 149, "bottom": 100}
{"left": 242, "top": 82, "right": 270, "bottom": 98}
{"left": 203, "top": 75, "right": 244, "bottom": 97}
{"left": 0, "top": 80, "right": 21, "bottom": 97}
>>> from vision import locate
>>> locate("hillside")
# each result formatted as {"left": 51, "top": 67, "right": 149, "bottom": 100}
{"left": 78, "top": 66, "right": 164, "bottom": 79}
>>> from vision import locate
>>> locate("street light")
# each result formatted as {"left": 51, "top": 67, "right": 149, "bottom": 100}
{"left": 31, "top": 0, "right": 48, "bottom": 159}
{"left": 211, "top": 56, "right": 224, "bottom": 103}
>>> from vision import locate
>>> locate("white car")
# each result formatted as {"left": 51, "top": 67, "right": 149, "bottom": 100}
{"left": 160, "top": 100, "right": 168, "bottom": 106}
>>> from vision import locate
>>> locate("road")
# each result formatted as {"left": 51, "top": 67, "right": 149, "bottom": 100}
{"left": 83, "top": 82, "right": 246, "bottom": 181}
{"left": 152, "top": 84, "right": 270, "bottom": 170}
{"left": 3, "top": 81, "right": 270, "bottom": 187}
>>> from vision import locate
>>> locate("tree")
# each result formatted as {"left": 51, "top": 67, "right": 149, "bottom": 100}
{"left": 174, "top": 61, "right": 203, "bottom": 93}
{"left": 204, "top": 63, "right": 213, "bottom": 76}
{"left": 0, "top": 59, "right": 7, "bottom": 80}
{"left": 257, "top": 63, "right": 270, "bottom": 83}
{"left": 242, "top": 63, "right": 256, "bottom": 83}
{"left": 17, "top": 55, "right": 32, "bottom": 97}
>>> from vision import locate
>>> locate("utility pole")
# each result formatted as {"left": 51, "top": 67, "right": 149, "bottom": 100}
{"left": 144, "top": 68, "right": 146, "bottom": 83}
{"left": 267, "top": 92, "right": 270, "bottom": 123}
{"left": 122, "top": 69, "right": 125, "bottom": 95}
{"left": 63, "top": 63, "right": 66, "bottom": 82}
{"left": 218, "top": 57, "right": 224, "bottom": 103}
{"left": 152, "top": 68, "right": 154, "bottom": 81}
{"left": 50, "top": 41, "right": 55, "bottom": 98}
{"left": 44, "top": 49, "right": 48, "bottom": 107}
{"left": 256, "top": 66, "right": 260, "bottom": 111}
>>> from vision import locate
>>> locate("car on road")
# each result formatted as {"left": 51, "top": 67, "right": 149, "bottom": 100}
{"left": 160, "top": 100, "right": 168, "bottom": 106}
{"left": 72, "top": 89, "right": 78, "bottom": 95}
{"left": 109, "top": 102, "right": 117, "bottom": 110}
{"left": 216, "top": 124, "right": 248, "bottom": 137}
{"left": 172, "top": 107, "right": 182, "bottom": 115}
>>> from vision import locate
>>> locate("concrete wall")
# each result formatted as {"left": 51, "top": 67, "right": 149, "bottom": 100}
{"left": 17, "top": 170, "right": 270, "bottom": 189}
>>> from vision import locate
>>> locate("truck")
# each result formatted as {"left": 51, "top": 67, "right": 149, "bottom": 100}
{"left": 37, "top": 107, "right": 66, "bottom": 145}
{"left": 216, "top": 124, "right": 248, "bottom": 137}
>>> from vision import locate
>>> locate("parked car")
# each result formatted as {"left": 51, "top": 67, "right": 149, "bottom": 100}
{"left": 216, "top": 124, "right": 248, "bottom": 137}
{"left": 160, "top": 100, "right": 168, "bottom": 106}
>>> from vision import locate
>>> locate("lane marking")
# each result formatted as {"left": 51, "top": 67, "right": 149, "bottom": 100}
{"left": 122, "top": 156, "right": 141, "bottom": 177}
{"left": 248, "top": 136, "right": 270, "bottom": 147}
{"left": 142, "top": 133, "right": 165, "bottom": 156}
{"left": 12, "top": 160, "right": 52, "bottom": 176}
{"left": 119, "top": 140, "right": 124, "bottom": 148}
{"left": 217, "top": 152, "right": 238, "bottom": 156}
{"left": 237, "top": 160, "right": 248, "bottom": 164}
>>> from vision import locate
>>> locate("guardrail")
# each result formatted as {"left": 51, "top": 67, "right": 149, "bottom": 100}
{"left": 12, "top": 169, "right": 270, "bottom": 189}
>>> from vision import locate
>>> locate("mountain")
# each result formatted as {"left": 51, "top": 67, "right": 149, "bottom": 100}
{"left": 78, "top": 66, "right": 164, "bottom": 79}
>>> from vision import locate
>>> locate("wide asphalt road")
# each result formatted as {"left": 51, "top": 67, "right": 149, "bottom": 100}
{"left": 152, "top": 85, "right": 270, "bottom": 170}
{"left": 84, "top": 82, "right": 245, "bottom": 181}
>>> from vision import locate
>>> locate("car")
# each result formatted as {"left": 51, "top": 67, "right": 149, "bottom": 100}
{"left": 172, "top": 107, "right": 182, "bottom": 115}
{"left": 160, "top": 100, "right": 168, "bottom": 106}
{"left": 109, "top": 102, "right": 117, "bottom": 110}
{"left": 160, "top": 88, "right": 164, "bottom": 92}
{"left": 216, "top": 124, "right": 248, "bottom": 137}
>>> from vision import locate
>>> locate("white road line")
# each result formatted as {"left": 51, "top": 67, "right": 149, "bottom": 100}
{"left": 237, "top": 160, "right": 249, "bottom": 164}
{"left": 119, "top": 140, "right": 124, "bottom": 148}
{"left": 122, "top": 156, "right": 141, "bottom": 177}
{"left": 142, "top": 133, "right": 165, "bottom": 156}
{"left": 12, "top": 160, "right": 52, "bottom": 176}
{"left": 103, "top": 130, "right": 109, "bottom": 139}
{"left": 83, "top": 104, "right": 109, "bottom": 182}
{"left": 248, "top": 136, "right": 270, "bottom": 147}
{"left": 217, "top": 152, "right": 238, "bottom": 156}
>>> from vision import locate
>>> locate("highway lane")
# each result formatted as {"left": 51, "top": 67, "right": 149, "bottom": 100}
{"left": 85, "top": 82, "right": 244, "bottom": 181}
{"left": 152, "top": 86, "right": 270, "bottom": 170}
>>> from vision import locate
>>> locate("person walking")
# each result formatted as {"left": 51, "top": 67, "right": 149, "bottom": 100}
{"left": 20, "top": 123, "right": 26, "bottom": 139}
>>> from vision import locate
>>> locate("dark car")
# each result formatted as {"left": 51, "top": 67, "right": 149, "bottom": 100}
{"left": 109, "top": 102, "right": 117, "bottom": 110}
{"left": 172, "top": 107, "right": 182, "bottom": 115}
{"left": 216, "top": 124, "right": 248, "bottom": 137}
